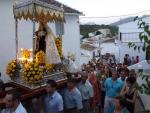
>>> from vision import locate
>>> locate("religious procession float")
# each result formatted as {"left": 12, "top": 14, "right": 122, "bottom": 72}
{"left": 1, "top": 0, "right": 79, "bottom": 107}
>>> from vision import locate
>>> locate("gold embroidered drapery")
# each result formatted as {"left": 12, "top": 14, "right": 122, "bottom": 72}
{"left": 13, "top": 0, "right": 64, "bottom": 22}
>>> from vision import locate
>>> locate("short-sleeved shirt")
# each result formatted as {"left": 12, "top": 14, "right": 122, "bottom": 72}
{"left": 2, "top": 103, "right": 27, "bottom": 113}
{"left": 44, "top": 91, "right": 63, "bottom": 113}
{"left": 64, "top": 88, "right": 83, "bottom": 110}
{"left": 78, "top": 81, "right": 94, "bottom": 100}
{"left": 104, "top": 77, "right": 123, "bottom": 98}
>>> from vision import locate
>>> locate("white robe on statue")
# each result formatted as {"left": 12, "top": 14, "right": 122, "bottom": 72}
{"left": 45, "top": 25, "right": 61, "bottom": 64}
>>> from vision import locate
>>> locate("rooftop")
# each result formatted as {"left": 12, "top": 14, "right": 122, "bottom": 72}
{"left": 111, "top": 15, "right": 150, "bottom": 26}
{"left": 39, "top": 0, "right": 83, "bottom": 14}
{"left": 81, "top": 43, "right": 97, "bottom": 51}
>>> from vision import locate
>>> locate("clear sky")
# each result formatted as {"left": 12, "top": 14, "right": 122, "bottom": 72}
{"left": 57, "top": 0, "right": 150, "bottom": 24}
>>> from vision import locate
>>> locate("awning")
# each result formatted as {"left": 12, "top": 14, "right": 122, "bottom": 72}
{"left": 13, "top": 0, "right": 65, "bottom": 22}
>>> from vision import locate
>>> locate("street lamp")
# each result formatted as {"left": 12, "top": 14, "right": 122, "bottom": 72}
{"left": 95, "top": 31, "right": 102, "bottom": 57}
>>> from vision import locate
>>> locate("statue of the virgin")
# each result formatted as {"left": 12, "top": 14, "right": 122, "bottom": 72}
{"left": 35, "top": 22, "right": 61, "bottom": 64}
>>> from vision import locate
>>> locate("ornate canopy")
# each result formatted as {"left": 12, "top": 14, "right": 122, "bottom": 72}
{"left": 13, "top": 0, "right": 65, "bottom": 22}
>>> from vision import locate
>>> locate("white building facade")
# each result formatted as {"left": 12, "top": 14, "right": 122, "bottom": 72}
{"left": 117, "top": 16, "right": 150, "bottom": 63}
{"left": 0, "top": 0, "right": 82, "bottom": 81}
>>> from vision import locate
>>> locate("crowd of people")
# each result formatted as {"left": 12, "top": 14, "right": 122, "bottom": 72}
{"left": 0, "top": 54, "right": 139, "bottom": 113}
{"left": 80, "top": 55, "right": 138, "bottom": 113}
{"left": 123, "top": 54, "right": 139, "bottom": 66}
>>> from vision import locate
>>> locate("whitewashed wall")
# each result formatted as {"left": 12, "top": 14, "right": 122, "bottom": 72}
{"left": 0, "top": 0, "right": 81, "bottom": 81}
{"left": 81, "top": 49, "right": 92, "bottom": 58}
{"left": 119, "top": 16, "right": 150, "bottom": 33}
{"left": 0, "top": 0, "right": 15, "bottom": 81}
{"left": 80, "top": 49, "right": 92, "bottom": 64}
{"left": 118, "top": 17, "right": 150, "bottom": 63}
{"left": 119, "top": 43, "right": 145, "bottom": 63}
{"left": 101, "top": 43, "right": 118, "bottom": 55}
{"left": 62, "top": 14, "right": 81, "bottom": 68}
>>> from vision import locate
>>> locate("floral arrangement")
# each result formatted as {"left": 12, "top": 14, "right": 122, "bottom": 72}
{"left": 6, "top": 60, "right": 21, "bottom": 77}
{"left": 45, "top": 64, "right": 55, "bottom": 72}
{"left": 22, "top": 49, "right": 31, "bottom": 59}
{"left": 18, "top": 48, "right": 32, "bottom": 63}
{"left": 22, "top": 62, "right": 45, "bottom": 83}
{"left": 55, "top": 36, "right": 62, "bottom": 58}
{"left": 35, "top": 51, "right": 46, "bottom": 64}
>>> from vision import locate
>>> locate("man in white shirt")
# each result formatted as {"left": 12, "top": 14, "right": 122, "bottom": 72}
{"left": 78, "top": 72, "right": 94, "bottom": 113}
{"left": 2, "top": 91, "right": 27, "bottom": 113}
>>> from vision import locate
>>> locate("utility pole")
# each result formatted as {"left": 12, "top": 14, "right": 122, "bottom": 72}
{"left": 98, "top": 36, "right": 101, "bottom": 57}
{"left": 115, "top": 39, "right": 120, "bottom": 63}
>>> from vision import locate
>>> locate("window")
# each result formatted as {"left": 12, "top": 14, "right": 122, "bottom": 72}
{"left": 55, "top": 22, "right": 64, "bottom": 35}
{"left": 120, "top": 32, "right": 143, "bottom": 43}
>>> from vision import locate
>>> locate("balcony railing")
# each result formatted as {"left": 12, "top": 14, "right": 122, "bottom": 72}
{"left": 120, "top": 32, "right": 143, "bottom": 43}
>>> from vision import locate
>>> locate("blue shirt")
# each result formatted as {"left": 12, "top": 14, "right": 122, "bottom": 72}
{"left": 64, "top": 88, "right": 83, "bottom": 110}
{"left": 107, "top": 105, "right": 130, "bottom": 113}
{"left": 104, "top": 78, "right": 123, "bottom": 98}
{"left": 44, "top": 91, "right": 63, "bottom": 113}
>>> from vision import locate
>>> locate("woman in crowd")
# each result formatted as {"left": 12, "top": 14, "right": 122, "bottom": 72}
{"left": 120, "top": 77, "right": 137, "bottom": 113}
{"left": 107, "top": 96, "right": 130, "bottom": 113}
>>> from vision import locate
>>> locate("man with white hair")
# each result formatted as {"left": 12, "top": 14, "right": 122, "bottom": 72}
{"left": 78, "top": 71, "right": 94, "bottom": 113}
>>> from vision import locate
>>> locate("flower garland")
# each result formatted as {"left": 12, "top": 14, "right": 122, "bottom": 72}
{"left": 22, "top": 62, "right": 45, "bottom": 83}
{"left": 6, "top": 60, "right": 21, "bottom": 77}
{"left": 55, "top": 36, "right": 62, "bottom": 58}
